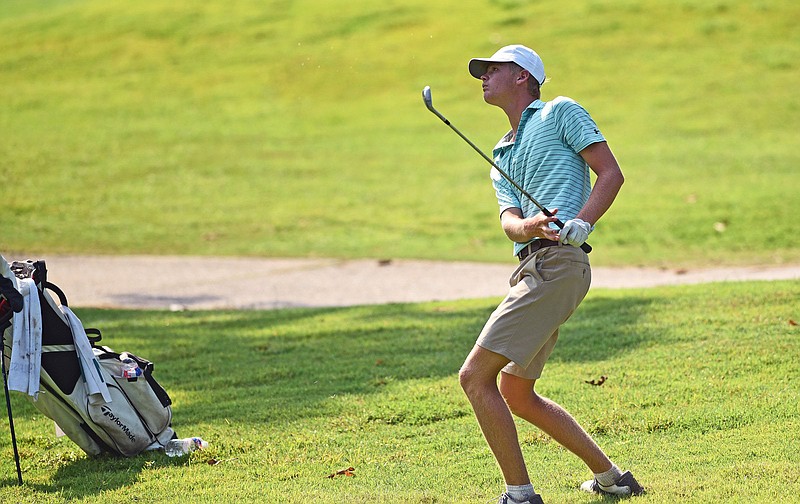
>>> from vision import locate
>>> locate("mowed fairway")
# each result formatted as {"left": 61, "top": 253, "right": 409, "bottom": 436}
{"left": 1, "top": 281, "right": 798, "bottom": 502}
{"left": 1, "top": 0, "right": 798, "bottom": 266}
{"left": 1, "top": 1, "right": 799, "bottom": 503}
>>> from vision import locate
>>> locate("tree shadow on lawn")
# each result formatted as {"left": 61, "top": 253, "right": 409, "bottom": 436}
{"left": 1, "top": 295, "right": 657, "bottom": 498}
{"left": 133, "top": 293, "right": 657, "bottom": 426}
{"left": 27, "top": 451, "right": 191, "bottom": 500}
{"left": 549, "top": 294, "right": 658, "bottom": 364}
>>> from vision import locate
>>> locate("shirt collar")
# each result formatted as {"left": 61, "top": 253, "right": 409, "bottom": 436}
{"left": 495, "top": 99, "right": 547, "bottom": 149}
{"left": 526, "top": 99, "right": 546, "bottom": 111}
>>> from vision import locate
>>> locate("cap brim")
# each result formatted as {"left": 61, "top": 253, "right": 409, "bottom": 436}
{"left": 468, "top": 59, "right": 489, "bottom": 79}
{"left": 468, "top": 57, "right": 512, "bottom": 79}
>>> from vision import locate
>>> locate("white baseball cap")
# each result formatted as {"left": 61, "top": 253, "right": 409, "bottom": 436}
{"left": 469, "top": 45, "right": 546, "bottom": 85}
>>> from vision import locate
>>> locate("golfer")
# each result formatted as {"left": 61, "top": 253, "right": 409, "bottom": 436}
{"left": 458, "top": 45, "right": 643, "bottom": 503}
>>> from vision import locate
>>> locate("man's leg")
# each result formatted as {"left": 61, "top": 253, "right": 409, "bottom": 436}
{"left": 498, "top": 372, "right": 612, "bottom": 473}
{"left": 459, "top": 344, "right": 530, "bottom": 485}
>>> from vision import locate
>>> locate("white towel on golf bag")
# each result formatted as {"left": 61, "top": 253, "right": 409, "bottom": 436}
{"left": 60, "top": 305, "right": 112, "bottom": 405}
{"left": 8, "top": 278, "right": 43, "bottom": 398}
{"left": 0, "top": 253, "right": 13, "bottom": 282}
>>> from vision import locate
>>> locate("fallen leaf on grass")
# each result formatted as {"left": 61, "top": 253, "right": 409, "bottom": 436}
{"left": 327, "top": 467, "right": 355, "bottom": 479}
{"left": 790, "top": 319, "right": 798, "bottom": 326}
{"left": 207, "top": 458, "right": 237, "bottom": 466}
{"left": 584, "top": 376, "right": 607, "bottom": 386}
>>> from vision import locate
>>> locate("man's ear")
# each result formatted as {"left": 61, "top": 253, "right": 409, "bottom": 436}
{"left": 517, "top": 70, "right": 530, "bottom": 84}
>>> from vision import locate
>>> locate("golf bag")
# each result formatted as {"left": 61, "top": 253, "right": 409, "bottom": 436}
{"left": 0, "top": 259, "right": 176, "bottom": 457}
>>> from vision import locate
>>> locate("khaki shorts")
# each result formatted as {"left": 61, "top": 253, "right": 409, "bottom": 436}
{"left": 476, "top": 244, "right": 591, "bottom": 379}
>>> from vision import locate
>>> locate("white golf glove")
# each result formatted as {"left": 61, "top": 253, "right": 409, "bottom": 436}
{"left": 559, "top": 218, "right": 594, "bottom": 247}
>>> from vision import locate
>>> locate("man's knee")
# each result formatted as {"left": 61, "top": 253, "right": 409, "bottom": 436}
{"left": 459, "top": 345, "right": 510, "bottom": 397}
{"left": 459, "top": 360, "right": 497, "bottom": 398}
{"left": 458, "top": 363, "right": 477, "bottom": 396}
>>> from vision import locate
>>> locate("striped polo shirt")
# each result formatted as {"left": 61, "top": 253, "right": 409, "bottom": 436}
{"left": 491, "top": 96, "right": 605, "bottom": 256}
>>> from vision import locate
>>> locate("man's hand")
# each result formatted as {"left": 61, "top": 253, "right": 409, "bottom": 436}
{"left": 559, "top": 218, "right": 593, "bottom": 247}
{"left": 501, "top": 207, "right": 561, "bottom": 243}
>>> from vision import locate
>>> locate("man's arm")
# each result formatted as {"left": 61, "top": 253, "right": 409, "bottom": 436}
{"left": 575, "top": 141, "right": 624, "bottom": 226}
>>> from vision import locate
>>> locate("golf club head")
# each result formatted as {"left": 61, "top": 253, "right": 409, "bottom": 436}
{"left": 422, "top": 85, "right": 449, "bottom": 124}
{"left": 422, "top": 86, "right": 433, "bottom": 110}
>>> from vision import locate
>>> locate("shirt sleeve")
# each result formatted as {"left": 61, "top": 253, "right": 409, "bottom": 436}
{"left": 555, "top": 98, "right": 605, "bottom": 153}
{"left": 491, "top": 167, "right": 521, "bottom": 217}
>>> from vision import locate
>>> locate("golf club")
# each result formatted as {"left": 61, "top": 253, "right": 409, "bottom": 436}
{"left": 1, "top": 272, "right": 23, "bottom": 485}
{"left": 0, "top": 276, "right": 23, "bottom": 313}
{"left": 1, "top": 343, "right": 23, "bottom": 485}
{"left": 422, "top": 86, "right": 591, "bottom": 254}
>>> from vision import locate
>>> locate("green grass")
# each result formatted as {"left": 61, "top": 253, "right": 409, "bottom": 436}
{"left": 1, "top": 280, "right": 798, "bottom": 502}
{"left": 1, "top": 0, "right": 798, "bottom": 267}
{"left": 1, "top": 2, "right": 798, "bottom": 501}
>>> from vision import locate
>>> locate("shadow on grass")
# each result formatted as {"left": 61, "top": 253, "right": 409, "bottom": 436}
{"left": 150, "top": 303, "right": 490, "bottom": 424}
{"left": 0, "top": 396, "right": 201, "bottom": 497}
{"left": 29, "top": 451, "right": 194, "bottom": 500}
{"left": 551, "top": 294, "right": 658, "bottom": 363}
{"left": 0, "top": 294, "right": 655, "bottom": 497}
{"left": 72, "top": 293, "right": 655, "bottom": 426}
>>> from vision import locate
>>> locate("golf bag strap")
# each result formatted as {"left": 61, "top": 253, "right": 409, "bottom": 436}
{"left": 42, "top": 345, "right": 77, "bottom": 353}
{"left": 44, "top": 282, "right": 68, "bottom": 307}
{"left": 85, "top": 328, "right": 102, "bottom": 345}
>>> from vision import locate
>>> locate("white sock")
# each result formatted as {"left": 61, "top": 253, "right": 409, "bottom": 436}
{"left": 595, "top": 464, "right": 623, "bottom": 486}
{"left": 506, "top": 483, "right": 535, "bottom": 502}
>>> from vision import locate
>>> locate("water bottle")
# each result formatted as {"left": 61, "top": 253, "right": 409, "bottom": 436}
{"left": 119, "top": 353, "right": 142, "bottom": 382}
{"left": 164, "top": 437, "right": 208, "bottom": 457}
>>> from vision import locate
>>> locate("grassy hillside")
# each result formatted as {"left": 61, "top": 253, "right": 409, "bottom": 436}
{"left": 1, "top": 0, "right": 798, "bottom": 266}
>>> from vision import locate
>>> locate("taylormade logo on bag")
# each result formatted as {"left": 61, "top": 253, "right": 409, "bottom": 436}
{"left": 100, "top": 405, "right": 136, "bottom": 442}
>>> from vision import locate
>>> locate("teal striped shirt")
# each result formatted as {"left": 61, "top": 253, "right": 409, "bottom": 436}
{"left": 491, "top": 96, "right": 604, "bottom": 256}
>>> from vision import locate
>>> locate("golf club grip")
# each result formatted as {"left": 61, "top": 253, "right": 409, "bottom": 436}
{"left": 0, "top": 276, "right": 24, "bottom": 313}
{"left": 553, "top": 218, "right": 593, "bottom": 253}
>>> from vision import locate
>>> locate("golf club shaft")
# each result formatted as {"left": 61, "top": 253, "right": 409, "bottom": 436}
{"left": 422, "top": 87, "right": 591, "bottom": 253}
{"left": 1, "top": 346, "right": 23, "bottom": 485}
